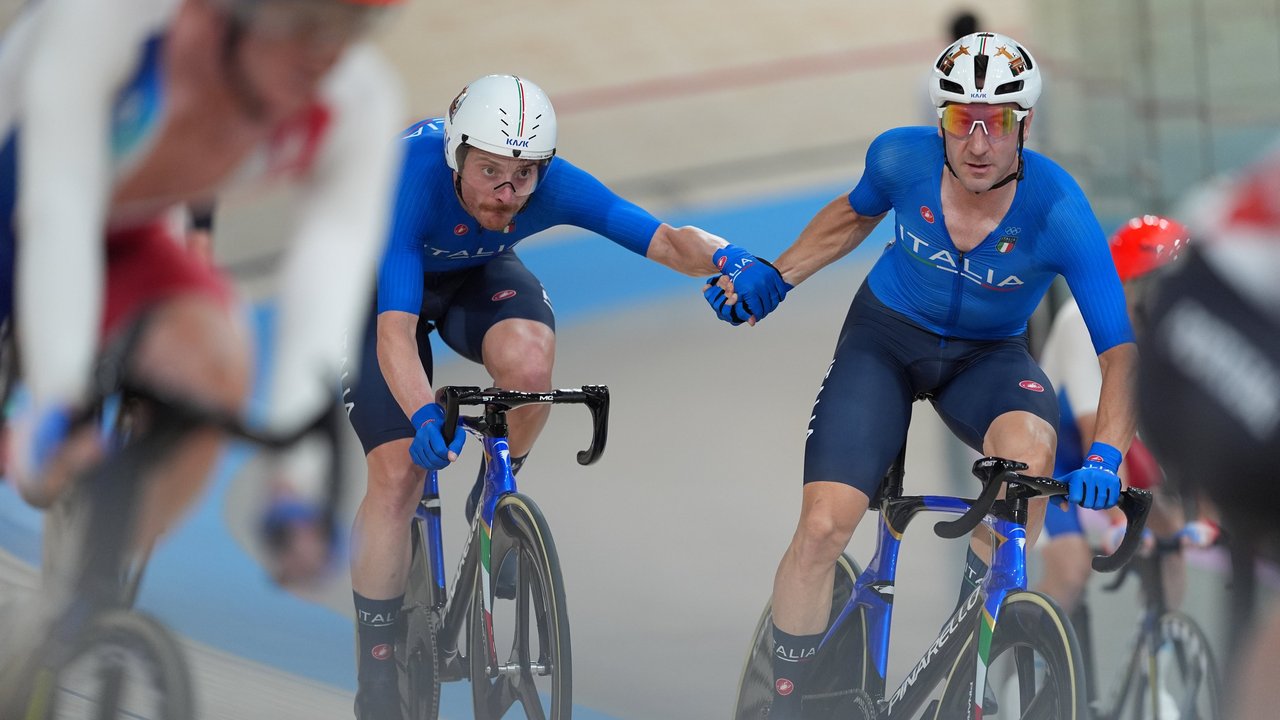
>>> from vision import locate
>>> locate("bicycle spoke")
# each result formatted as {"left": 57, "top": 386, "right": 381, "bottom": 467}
{"left": 1014, "top": 645, "right": 1037, "bottom": 715}
{"left": 1017, "top": 679, "right": 1058, "bottom": 720}
{"left": 94, "top": 663, "right": 124, "bottom": 720}
{"left": 517, "top": 551, "right": 532, "bottom": 668}
{"left": 515, "top": 674, "right": 548, "bottom": 720}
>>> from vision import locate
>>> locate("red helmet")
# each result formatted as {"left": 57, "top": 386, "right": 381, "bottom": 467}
{"left": 1109, "top": 215, "right": 1190, "bottom": 283}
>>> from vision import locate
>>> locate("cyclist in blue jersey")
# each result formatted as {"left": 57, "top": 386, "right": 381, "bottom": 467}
{"left": 0, "top": 0, "right": 404, "bottom": 586}
{"left": 708, "top": 32, "right": 1137, "bottom": 717}
{"left": 338, "top": 74, "right": 785, "bottom": 720}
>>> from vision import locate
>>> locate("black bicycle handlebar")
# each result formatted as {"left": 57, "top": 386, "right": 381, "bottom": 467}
{"left": 933, "top": 457, "right": 1024, "bottom": 540}
{"left": 115, "top": 380, "right": 341, "bottom": 449}
{"left": 436, "top": 385, "right": 610, "bottom": 466}
{"left": 933, "top": 456, "right": 1153, "bottom": 572}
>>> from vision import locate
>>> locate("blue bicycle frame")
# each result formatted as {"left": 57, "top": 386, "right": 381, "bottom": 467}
{"left": 409, "top": 385, "right": 609, "bottom": 669}
{"left": 817, "top": 456, "right": 1150, "bottom": 718}
{"left": 414, "top": 419, "right": 516, "bottom": 662}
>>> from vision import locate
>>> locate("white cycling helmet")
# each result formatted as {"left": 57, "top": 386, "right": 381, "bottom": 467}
{"left": 929, "top": 32, "right": 1041, "bottom": 110}
{"left": 444, "top": 75, "right": 557, "bottom": 172}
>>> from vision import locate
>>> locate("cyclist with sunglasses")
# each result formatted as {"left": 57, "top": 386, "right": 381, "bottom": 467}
{"left": 1, "top": 0, "right": 404, "bottom": 586}
{"left": 706, "top": 32, "right": 1136, "bottom": 717}
{"left": 339, "top": 74, "right": 781, "bottom": 720}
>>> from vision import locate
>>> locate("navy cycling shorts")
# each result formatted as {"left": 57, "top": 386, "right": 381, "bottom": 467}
{"left": 345, "top": 251, "right": 554, "bottom": 455}
{"left": 1042, "top": 500, "right": 1084, "bottom": 537}
{"left": 804, "top": 283, "right": 1060, "bottom": 497}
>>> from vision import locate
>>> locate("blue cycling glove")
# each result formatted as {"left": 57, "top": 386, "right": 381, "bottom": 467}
{"left": 1063, "top": 441, "right": 1123, "bottom": 510}
{"left": 711, "top": 245, "right": 792, "bottom": 322}
{"left": 703, "top": 280, "right": 752, "bottom": 326}
{"left": 409, "top": 402, "right": 465, "bottom": 471}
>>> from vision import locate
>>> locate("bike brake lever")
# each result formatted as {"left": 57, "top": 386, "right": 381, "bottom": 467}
{"left": 1092, "top": 488, "right": 1154, "bottom": 573}
{"left": 575, "top": 385, "right": 610, "bottom": 466}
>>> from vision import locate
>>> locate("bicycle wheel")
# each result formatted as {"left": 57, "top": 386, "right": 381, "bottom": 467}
{"left": 1117, "top": 611, "right": 1222, "bottom": 720}
{"left": 402, "top": 519, "right": 441, "bottom": 720}
{"left": 468, "top": 493, "right": 570, "bottom": 719}
{"left": 983, "top": 591, "right": 1088, "bottom": 720}
{"left": 732, "top": 553, "right": 864, "bottom": 720}
{"left": 42, "top": 609, "right": 195, "bottom": 720}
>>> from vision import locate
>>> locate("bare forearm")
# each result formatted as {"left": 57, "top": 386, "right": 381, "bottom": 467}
{"left": 376, "top": 314, "right": 434, "bottom": 418}
{"left": 774, "top": 196, "right": 885, "bottom": 286}
{"left": 645, "top": 224, "right": 728, "bottom": 276}
{"left": 1092, "top": 343, "right": 1138, "bottom": 452}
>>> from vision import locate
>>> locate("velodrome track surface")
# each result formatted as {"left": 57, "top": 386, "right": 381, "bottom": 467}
{"left": 0, "top": 181, "right": 1244, "bottom": 719}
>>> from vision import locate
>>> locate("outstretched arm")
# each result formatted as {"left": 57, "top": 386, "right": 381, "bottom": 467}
{"left": 644, "top": 223, "right": 727, "bottom": 276}
{"left": 773, "top": 195, "right": 886, "bottom": 286}
{"left": 17, "top": 0, "right": 169, "bottom": 406}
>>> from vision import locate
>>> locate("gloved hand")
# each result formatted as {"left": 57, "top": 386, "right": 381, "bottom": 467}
{"left": 261, "top": 496, "right": 336, "bottom": 588}
{"left": 1178, "top": 520, "right": 1220, "bottom": 549}
{"left": 6, "top": 385, "right": 90, "bottom": 508}
{"left": 711, "top": 245, "right": 792, "bottom": 322}
{"left": 259, "top": 436, "right": 339, "bottom": 589}
{"left": 703, "top": 278, "right": 752, "bottom": 326}
{"left": 410, "top": 402, "right": 465, "bottom": 471}
{"left": 1062, "top": 441, "right": 1122, "bottom": 510}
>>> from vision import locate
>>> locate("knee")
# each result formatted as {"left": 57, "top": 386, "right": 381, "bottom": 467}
{"left": 135, "top": 296, "right": 251, "bottom": 410}
{"left": 483, "top": 321, "right": 554, "bottom": 389}
{"left": 792, "top": 510, "right": 857, "bottom": 569}
{"left": 364, "top": 445, "right": 425, "bottom": 520}
{"left": 983, "top": 412, "right": 1056, "bottom": 475}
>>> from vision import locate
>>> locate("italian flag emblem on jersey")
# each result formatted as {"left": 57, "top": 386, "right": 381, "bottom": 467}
{"left": 996, "top": 236, "right": 1016, "bottom": 253}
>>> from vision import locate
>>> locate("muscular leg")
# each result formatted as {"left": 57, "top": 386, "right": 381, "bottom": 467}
{"left": 349, "top": 439, "right": 425, "bottom": 719}
{"left": 1037, "top": 535, "right": 1092, "bottom": 613}
{"left": 772, "top": 482, "right": 869, "bottom": 635}
{"left": 350, "top": 439, "right": 423, "bottom": 597}
{"left": 128, "top": 295, "right": 251, "bottom": 549}
{"left": 973, "top": 410, "right": 1057, "bottom": 559}
{"left": 480, "top": 318, "right": 554, "bottom": 458}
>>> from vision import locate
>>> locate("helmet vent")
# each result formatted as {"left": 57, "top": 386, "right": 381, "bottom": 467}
{"left": 994, "top": 81, "right": 1024, "bottom": 96}
{"left": 1016, "top": 45, "right": 1034, "bottom": 70}
{"left": 973, "top": 55, "right": 989, "bottom": 91}
{"left": 939, "top": 79, "right": 964, "bottom": 95}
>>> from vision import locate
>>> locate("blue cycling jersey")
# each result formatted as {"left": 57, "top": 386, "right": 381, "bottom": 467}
{"left": 849, "top": 127, "right": 1133, "bottom": 353}
{"left": 376, "top": 119, "right": 663, "bottom": 315}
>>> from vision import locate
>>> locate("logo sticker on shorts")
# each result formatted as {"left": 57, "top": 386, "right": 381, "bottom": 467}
{"left": 491, "top": 289, "right": 517, "bottom": 302}
{"left": 775, "top": 678, "right": 794, "bottom": 696}
{"left": 920, "top": 206, "right": 936, "bottom": 223}
{"left": 1019, "top": 380, "right": 1045, "bottom": 392}
{"left": 454, "top": 224, "right": 469, "bottom": 235}
{"left": 371, "top": 643, "right": 393, "bottom": 661}
{"left": 716, "top": 256, "right": 727, "bottom": 270}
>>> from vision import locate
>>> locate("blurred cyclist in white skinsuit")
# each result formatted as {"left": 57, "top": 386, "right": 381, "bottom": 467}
{"left": 0, "top": 0, "right": 404, "bottom": 582}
